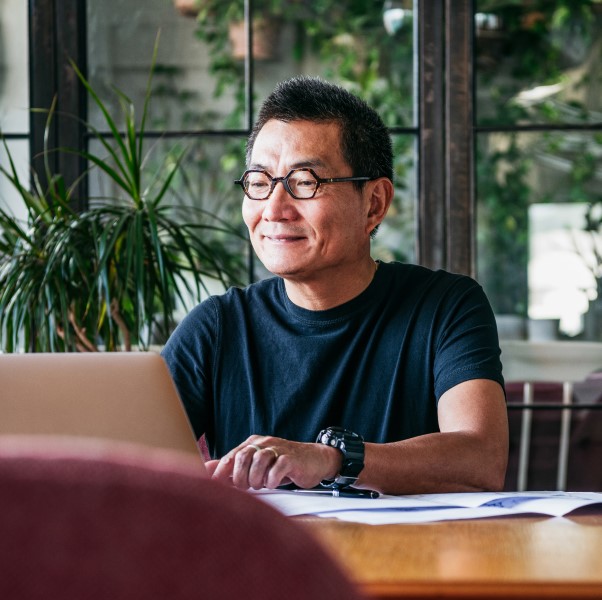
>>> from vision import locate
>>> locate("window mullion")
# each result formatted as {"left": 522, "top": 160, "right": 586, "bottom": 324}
{"left": 445, "top": 0, "right": 474, "bottom": 276}
{"left": 417, "top": 0, "right": 446, "bottom": 270}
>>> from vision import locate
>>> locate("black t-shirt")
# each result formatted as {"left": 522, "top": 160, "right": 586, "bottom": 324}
{"left": 161, "top": 261, "right": 504, "bottom": 458}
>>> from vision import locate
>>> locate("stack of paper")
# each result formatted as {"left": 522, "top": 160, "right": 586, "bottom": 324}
{"left": 253, "top": 490, "right": 602, "bottom": 524}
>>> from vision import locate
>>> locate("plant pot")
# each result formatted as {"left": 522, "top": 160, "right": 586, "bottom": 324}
{"left": 228, "top": 17, "right": 282, "bottom": 61}
{"left": 173, "top": 0, "right": 201, "bottom": 17}
{"left": 527, "top": 318, "right": 559, "bottom": 342}
{"left": 495, "top": 314, "right": 527, "bottom": 341}
{"left": 583, "top": 297, "right": 602, "bottom": 341}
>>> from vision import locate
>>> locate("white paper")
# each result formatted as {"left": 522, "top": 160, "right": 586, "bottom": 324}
{"left": 251, "top": 489, "right": 602, "bottom": 524}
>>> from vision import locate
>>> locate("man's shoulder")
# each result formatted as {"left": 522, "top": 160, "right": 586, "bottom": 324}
{"left": 165, "top": 277, "right": 282, "bottom": 346}
{"left": 381, "top": 261, "right": 478, "bottom": 290}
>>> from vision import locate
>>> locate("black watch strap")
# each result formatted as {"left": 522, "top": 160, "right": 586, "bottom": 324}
{"left": 316, "top": 426, "right": 365, "bottom": 488}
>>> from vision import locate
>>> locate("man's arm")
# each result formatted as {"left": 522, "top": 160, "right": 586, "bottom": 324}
{"left": 209, "top": 378, "right": 508, "bottom": 495}
{"left": 359, "top": 378, "right": 508, "bottom": 494}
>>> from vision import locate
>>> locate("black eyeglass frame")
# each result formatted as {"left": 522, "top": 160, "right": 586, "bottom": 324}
{"left": 234, "top": 167, "right": 373, "bottom": 200}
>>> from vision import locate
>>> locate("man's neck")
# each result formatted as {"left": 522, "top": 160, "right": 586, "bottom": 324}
{"left": 282, "top": 259, "right": 379, "bottom": 311}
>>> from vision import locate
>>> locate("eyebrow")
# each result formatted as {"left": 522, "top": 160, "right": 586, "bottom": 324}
{"left": 248, "top": 159, "right": 328, "bottom": 172}
{"left": 290, "top": 159, "right": 327, "bottom": 170}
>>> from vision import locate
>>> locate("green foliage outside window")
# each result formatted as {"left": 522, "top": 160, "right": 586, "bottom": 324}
{"left": 476, "top": 0, "right": 602, "bottom": 321}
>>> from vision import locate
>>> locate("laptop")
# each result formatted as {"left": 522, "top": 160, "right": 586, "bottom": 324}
{"left": 0, "top": 352, "right": 205, "bottom": 467}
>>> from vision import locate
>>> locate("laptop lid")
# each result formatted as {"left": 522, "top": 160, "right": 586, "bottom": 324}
{"left": 0, "top": 352, "right": 205, "bottom": 466}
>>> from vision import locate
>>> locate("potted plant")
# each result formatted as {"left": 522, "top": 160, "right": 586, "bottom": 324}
{"left": 226, "top": 15, "right": 282, "bottom": 61}
{"left": 0, "top": 36, "right": 245, "bottom": 353}
{"left": 192, "top": 0, "right": 288, "bottom": 62}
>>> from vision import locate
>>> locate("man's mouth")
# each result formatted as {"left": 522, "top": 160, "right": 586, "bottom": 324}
{"left": 262, "top": 234, "right": 306, "bottom": 243}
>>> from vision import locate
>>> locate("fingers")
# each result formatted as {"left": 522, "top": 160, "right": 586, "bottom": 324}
{"left": 264, "top": 447, "right": 279, "bottom": 460}
{"left": 211, "top": 437, "right": 333, "bottom": 491}
{"left": 204, "top": 459, "right": 220, "bottom": 477}
{"left": 212, "top": 439, "right": 282, "bottom": 490}
{"left": 245, "top": 446, "right": 280, "bottom": 489}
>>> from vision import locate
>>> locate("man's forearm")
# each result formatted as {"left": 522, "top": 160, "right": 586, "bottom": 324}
{"left": 359, "top": 431, "right": 508, "bottom": 495}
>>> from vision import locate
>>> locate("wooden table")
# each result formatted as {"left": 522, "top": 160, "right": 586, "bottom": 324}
{"left": 301, "top": 511, "right": 602, "bottom": 600}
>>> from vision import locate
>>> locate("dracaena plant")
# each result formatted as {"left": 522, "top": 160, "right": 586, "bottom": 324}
{"left": 0, "top": 35, "right": 245, "bottom": 352}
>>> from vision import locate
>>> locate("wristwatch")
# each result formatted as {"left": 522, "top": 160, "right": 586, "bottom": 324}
{"left": 316, "top": 426, "right": 365, "bottom": 488}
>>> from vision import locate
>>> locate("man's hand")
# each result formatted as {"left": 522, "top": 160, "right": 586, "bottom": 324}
{"left": 208, "top": 435, "right": 342, "bottom": 490}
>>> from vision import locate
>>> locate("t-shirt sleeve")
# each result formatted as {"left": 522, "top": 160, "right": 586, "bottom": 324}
{"left": 432, "top": 277, "right": 504, "bottom": 401}
{"left": 161, "top": 299, "right": 219, "bottom": 439}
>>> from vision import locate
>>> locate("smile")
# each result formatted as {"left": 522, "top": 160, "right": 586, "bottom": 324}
{"left": 263, "top": 234, "right": 306, "bottom": 243}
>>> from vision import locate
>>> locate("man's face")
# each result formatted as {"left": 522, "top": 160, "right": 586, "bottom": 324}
{"left": 242, "top": 119, "right": 373, "bottom": 282}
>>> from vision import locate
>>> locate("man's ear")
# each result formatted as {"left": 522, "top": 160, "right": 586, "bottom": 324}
{"left": 365, "top": 177, "right": 394, "bottom": 233}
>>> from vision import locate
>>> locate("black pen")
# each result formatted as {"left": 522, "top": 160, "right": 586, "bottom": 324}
{"left": 292, "top": 487, "right": 380, "bottom": 499}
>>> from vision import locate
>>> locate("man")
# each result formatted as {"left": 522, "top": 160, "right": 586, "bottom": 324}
{"left": 162, "top": 76, "right": 508, "bottom": 496}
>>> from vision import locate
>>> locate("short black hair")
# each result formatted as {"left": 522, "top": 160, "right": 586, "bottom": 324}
{"left": 247, "top": 76, "right": 393, "bottom": 186}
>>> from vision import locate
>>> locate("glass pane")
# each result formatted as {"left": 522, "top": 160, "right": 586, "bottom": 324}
{"left": 0, "top": 0, "right": 29, "bottom": 133}
{"left": 128, "top": 0, "right": 421, "bottom": 132}
{"left": 475, "top": 1, "right": 602, "bottom": 126}
{"left": 249, "top": 0, "right": 417, "bottom": 129}
{"left": 476, "top": 131, "right": 602, "bottom": 341}
{"left": 86, "top": 0, "right": 245, "bottom": 131}
{"left": 0, "top": 140, "right": 30, "bottom": 222}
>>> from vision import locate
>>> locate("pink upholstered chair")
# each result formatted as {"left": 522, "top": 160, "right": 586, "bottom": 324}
{"left": 0, "top": 435, "right": 365, "bottom": 600}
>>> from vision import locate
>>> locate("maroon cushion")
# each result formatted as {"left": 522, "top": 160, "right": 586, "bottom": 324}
{"left": 0, "top": 436, "right": 364, "bottom": 600}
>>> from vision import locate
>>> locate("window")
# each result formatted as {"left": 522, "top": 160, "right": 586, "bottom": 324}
{"left": 7, "top": 0, "right": 602, "bottom": 341}
{"left": 475, "top": 1, "right": 602, "bottom": 340}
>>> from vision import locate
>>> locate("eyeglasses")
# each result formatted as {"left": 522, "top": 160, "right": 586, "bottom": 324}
{"left": 234, "top": 167, "right": 372, "bottom": 200}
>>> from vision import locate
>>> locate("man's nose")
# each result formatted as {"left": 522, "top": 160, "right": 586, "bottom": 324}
{"left": 262, "top": 180, "right": 297, "bottom": 220}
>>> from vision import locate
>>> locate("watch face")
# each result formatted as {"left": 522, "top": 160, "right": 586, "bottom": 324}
{"left": 319, "top": 432, "right": 336, "bottom": 446}
{"left": 316, "top": 427, "right": 365, "bottom": 488}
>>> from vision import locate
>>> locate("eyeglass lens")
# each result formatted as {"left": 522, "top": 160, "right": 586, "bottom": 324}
{"left": 244, "top": 169, "right": 319, "bottom": 200}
